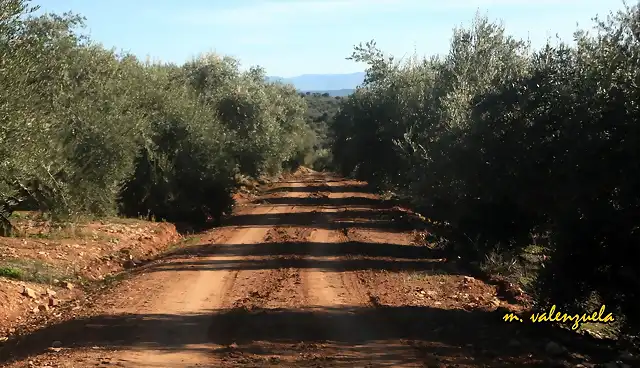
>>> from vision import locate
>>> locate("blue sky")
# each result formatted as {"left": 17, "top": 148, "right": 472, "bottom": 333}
{"left": 32, "top": 0, "right": 624, "bottom": 77}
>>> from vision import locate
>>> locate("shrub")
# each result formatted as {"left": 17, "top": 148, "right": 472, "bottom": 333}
{"left": 331, "top": 8, "right": 640, "bottom": 334}
{"left": 0, "top": 0, "right": 316, "bottom": 231}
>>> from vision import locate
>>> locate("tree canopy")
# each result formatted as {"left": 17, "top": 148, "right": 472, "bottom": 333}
{"left": 331, "top": 8, "right": 640, "bottom": 335}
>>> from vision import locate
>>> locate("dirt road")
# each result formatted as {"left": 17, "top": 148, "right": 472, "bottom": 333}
{"left": 1, "top": 171, "right": 585, "bottom": 367}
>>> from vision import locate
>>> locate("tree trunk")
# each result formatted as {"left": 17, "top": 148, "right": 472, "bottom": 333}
{"left": 0, "top": 197, "right": 22, "bottom": 237}
{"left": 0, "top": 211, "right": 14, "bottom": 237}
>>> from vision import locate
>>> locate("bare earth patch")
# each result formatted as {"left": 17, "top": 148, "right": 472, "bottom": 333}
{"left": 0, "top": 216, "right": 181, "bottom": 343}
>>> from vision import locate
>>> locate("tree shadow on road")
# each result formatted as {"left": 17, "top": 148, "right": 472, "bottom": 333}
{"left": 135, "top": 256, "right": 455, "bottom": 274}
{"left": 223, "top": 209, "right": 414, "bottom": 231}
{"left": 266, "top": 183, "right": 371, "bottom": 193}
{"left": 139, "top": 240, "right": 454, "bottom": 275}
{"left": 255, "top": 196, "right": 385, "bottom": 207}
{"left": 168, "top": 240, "right": 445, "bottom": 259}
{"left": 3, "top": 305, "right": 612, "bottom": 367}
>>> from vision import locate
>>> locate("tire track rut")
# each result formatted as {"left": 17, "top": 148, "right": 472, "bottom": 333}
{"left": 115, "top": 206, "right": 285, "bottom": 367}
{"left": 2, "top": 173, "right": 430, "bottom": 368}
{"left": 296, "top": 182, "right": 426, "bottom": 367}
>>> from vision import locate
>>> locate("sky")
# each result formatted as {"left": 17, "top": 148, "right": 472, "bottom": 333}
{"left": 31, "top": 0, "right": 626, "bottom": 77}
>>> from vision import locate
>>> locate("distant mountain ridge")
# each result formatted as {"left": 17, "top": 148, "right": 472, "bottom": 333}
{"left": 267, "top": 72, "right": 364, "bottom": 96}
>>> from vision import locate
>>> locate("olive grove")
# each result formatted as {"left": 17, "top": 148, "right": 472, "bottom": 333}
{"left": 331, "top": 8, "right": 640, "bottom": 335}
{"left": 0, "top": 0, "right": 315, "bottom": 232}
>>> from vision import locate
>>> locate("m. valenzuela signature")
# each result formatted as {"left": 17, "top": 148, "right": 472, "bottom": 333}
{"left": 503, "top": 304, "right": 615, "bottom": 330}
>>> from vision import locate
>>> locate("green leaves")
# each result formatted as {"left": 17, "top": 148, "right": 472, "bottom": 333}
{"left": 333, "top": 7, "right": 640, "bottom": 334}
{"left": 0, "top": 2, "right": 312, "bottom": 227}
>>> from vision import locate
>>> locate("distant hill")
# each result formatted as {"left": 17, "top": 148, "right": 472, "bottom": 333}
{"left": 301, "top": 89, "right": 354, "bottom": 97}
{"left": 267, "top": 72, "right": 364, "bottom": 94}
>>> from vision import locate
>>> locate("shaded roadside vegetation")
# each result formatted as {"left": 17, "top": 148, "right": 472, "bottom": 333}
{"left": 0, "top": 0, "right": 319, "bottom": 236}
{"left": 331, "top": 6, "right": 640, "bottom": 341}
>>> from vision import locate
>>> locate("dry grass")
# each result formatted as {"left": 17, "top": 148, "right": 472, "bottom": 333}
{"left": 0, "top": 257, "right": 74, "bottom": 284}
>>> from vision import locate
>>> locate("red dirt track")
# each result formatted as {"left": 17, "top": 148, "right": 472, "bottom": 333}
{"left": 1, "top": 171, "right": 586, "bottom": 367}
